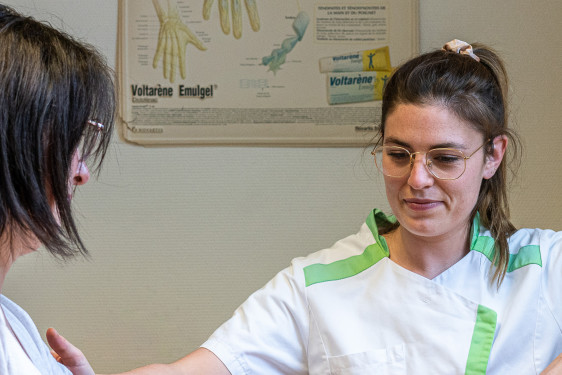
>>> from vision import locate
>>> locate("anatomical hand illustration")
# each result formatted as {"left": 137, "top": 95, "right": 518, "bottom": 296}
{"left": 203, "top": 0, "right": 260, "bottom": 39}
{"left": 152, "top": 0, "right": 206, "bottom": 83}
{"left": 262, "top": 11, "right": 309, "bottom": 74}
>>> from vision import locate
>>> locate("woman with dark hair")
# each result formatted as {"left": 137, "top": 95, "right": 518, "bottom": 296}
{"left": 0, "top": 4, "right": 115, "bottom": 374}
{"left": 53, "top": 40, "right": 562, "bottom": 374}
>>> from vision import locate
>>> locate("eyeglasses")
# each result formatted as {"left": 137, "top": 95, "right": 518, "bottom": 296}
{"left": 371, "top": 140, "right": 489, "bottom": 180}
{"left": 77, "top": 120, "right": 104, "bottom": 167}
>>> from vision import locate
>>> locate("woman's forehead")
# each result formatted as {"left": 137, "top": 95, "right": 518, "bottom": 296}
{"left": 383, "top": 103, "right": 482, "bottom": 149}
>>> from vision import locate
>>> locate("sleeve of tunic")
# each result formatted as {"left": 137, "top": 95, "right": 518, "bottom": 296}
{"left": 541, "top": 229, "right": 562, "bottom": 332}
{"left": 535, "top": 228, "right": 562, "bottom": 370}
{"left": 201, "top": 260, "right": 310, "bottom": 375}
{"left": 0, "top": 295, "right": 72, "bottom": 375}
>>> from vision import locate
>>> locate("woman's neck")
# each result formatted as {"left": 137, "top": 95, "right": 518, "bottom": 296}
{"left": 0, "top": 253, "right": 12, "bottom": 293}
{"left": 0, "top": 234, "right": 30, "bottom": 293}
{"left": 384, "top": 224, "right": 471, "bottom": 279}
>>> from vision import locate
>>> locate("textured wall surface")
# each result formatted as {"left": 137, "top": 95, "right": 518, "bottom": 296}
{"left": 3, "top": 0, "right": 561, "bottom": 372}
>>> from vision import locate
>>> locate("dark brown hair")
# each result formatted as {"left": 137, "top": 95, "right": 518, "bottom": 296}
{"left": 0, "top": 5, "right": 116, "bottom": 259}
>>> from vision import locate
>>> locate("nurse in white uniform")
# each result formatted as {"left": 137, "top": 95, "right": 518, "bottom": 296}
{"left": 0, "top": 4, "right": 116, "bottom": 374}
{"left": 51, "top": 40, "right": 562, "bottom": 374}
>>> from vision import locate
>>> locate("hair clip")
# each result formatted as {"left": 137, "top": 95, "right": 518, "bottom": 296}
{"left": 442, "top": 39, "right": 480, "bottom": 62}
{"left": 87, "top": 119, "right": 104, "bottom": 131}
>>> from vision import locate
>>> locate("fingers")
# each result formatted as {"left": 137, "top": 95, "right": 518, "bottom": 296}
{"left": 157, "top": 26, "right": 205, "bottom": 83}
{"left": 207, "top": 0, "right": 260, "bottom": 38}
{"left": 153, "top": 1, "right": 207, "bottom": 82}
{"left": 244, "top": 0, "right": 260, "bottom": 32}
{"left": 178, "top": 23, "right": 207, "bottom": 51}
{"left": 231, "top": 0, "right": 242, "bottom": 39}
{"left": 203, "top": 0, "right": 214, "bottom": 20}
{"left": 46, "top": 328, "right": 87, "bottom": 367}
{"left": 218, "top": 0, "right": 230, "bottom": 35}
{"left": 177, "top": 24, "right": 206, "bottom": 79}
{"left": 46, "top": 328, "right": 95, "bottom": 375}
{"left": 169, "top": 31, "right": 178, "bottom": 82}
{"left": 153, "top": 28, "right": 165, "bottom": 69}
{"left": 46, "top": 328, "right": 71, "bottom": 359}
{"left": 162, "top": 31, "right": 172, "bottom": 82}
{"left": 178, "top": 42, "right": 187, "bottom": 80}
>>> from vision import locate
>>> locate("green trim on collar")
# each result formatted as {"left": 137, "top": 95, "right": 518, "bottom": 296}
{"left": 304, "top": 209, "right": 542, "bottom": 287}
{"left": 304, "top": 209, "right": 394, "bottom": 287}
{"left": 366, "top": 208, "right": 397, "bottom": 253}
{"left": 470, "top": 212, "right": 542, "bottom": 271}
{"left": 464, "top": 304, "right": 497, "bottom": 374}
{"left": 470, "top": 212, "right": 483, "bottom": 251}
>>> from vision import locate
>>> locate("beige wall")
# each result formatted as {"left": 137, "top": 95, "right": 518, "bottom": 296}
{"left": 3, "top": 0, "right": 562, "bottom": 372}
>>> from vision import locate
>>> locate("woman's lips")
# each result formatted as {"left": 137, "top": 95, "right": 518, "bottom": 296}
{"left": 403, "top": 199, "right": 441, "bottom": 210}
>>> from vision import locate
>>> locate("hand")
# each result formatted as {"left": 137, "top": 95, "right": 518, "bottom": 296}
{"left": 152, "top": 0, "right": 206, "bottom": 83}
{"left": 542, "top": 353, "right": 562, "bottom": 374}
{"left": 203, "top": 0, "right": 260, "bottom": 39}
{"left": 47, "top": 328, "right": 95, "bottom": 375}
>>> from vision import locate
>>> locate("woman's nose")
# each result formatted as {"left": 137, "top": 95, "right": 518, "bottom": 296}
{"left": 407, "top": 155, "right": 434, "bottom": 189}
{"left": 73, "top": 160, "right": 90, "bottom": 186}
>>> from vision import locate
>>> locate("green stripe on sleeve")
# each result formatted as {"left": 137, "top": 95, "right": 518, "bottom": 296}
{"left": 303, "top": 209, "right": 394, "bottom": 287}
{"left": 470, "top": 213, "right": 542, "bottom": 272}
{"left": 507, "top": 245, "right": 541, "bottom": 272}
{"left": 465, "top": 305, "right": 497, "bottom": 375}
{"left": 304, "top": 242, "right": 388, "bottom": 287}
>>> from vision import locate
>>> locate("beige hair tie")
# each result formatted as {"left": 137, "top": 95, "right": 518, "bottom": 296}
{"left": 442, "top": 39, "right": 480, "bottom": 62}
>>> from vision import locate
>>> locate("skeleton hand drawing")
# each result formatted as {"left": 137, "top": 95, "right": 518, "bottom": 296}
{"left": 203, "top": 0, "right": 260, "bottom": 39}
{"left": 152, "top": 0, "right": 206, "bottom": 83}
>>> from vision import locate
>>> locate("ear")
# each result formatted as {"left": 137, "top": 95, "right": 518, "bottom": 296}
{"left": 483, "top": 135, "right": 508, "bottom": 179}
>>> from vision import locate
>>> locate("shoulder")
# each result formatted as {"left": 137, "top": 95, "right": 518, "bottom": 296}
{"left": 0, "top": 295, "right": 44, "bottom": 361}
{"left": 295, "top": 209, "right": 389, "bottom": 267}
{"left": 0, "top": 294, "right": 35, "bottom": 330}
{"left": 295, "top": 209, "right": 390, "bottom": 287}
{"left": 1, "top": 294, "right": 43, "bottom": 350}
{"left": 295, "top": 221, "right": 376, "bottom": 268}
{"left": 0, "top": 295, "right": 72, "bottom": 375}
{"left": 472, "top": 222, "right": 562, "bottom": 272}
{"left": 509, "top": 227, "right": 562, "bottom": 247}
{"left": 509, "top": 227, "right": 562, "bottom": 263}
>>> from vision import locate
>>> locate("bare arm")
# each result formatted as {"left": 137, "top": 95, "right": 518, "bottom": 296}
{"left": 48, "top": 329, "right": 230, "bottom": 375}
{"left": 106, "top": 348, "right": 230, "bottom": 375}
{"left": 541, "top": 353, "right": 562, "bottom": 375}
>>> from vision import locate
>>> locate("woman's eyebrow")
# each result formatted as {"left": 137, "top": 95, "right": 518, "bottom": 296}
{"left": 383, "top": 137, "right": 410, "bottom": 148}
{"left": 383, "top": 136, "right": 468, "bottom": 150}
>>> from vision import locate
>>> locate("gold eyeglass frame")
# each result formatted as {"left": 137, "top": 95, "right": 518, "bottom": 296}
{"left": 371, "top": 139, "right": 490, "bottom": 181}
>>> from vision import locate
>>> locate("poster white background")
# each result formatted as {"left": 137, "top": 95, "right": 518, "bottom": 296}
{"left": 120, "top": 0, "right": 418, "bottom": 145}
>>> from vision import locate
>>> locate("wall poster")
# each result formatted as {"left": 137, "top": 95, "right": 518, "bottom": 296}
{"left": 118, "top": 0, "right": 419, "bottom": 145}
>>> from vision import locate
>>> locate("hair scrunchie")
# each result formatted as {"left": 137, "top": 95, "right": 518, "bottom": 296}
{"left": 442, "top": 39, "right": 480, "bottom": 62}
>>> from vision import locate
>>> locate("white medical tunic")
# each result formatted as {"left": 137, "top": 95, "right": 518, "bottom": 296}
{"left": 202, "top": 209, "right": 562, "bottom": 374}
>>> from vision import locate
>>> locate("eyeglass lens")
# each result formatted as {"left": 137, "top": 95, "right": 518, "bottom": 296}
{"left": 373, "top": 146, "right": 467, "bottom": 180}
